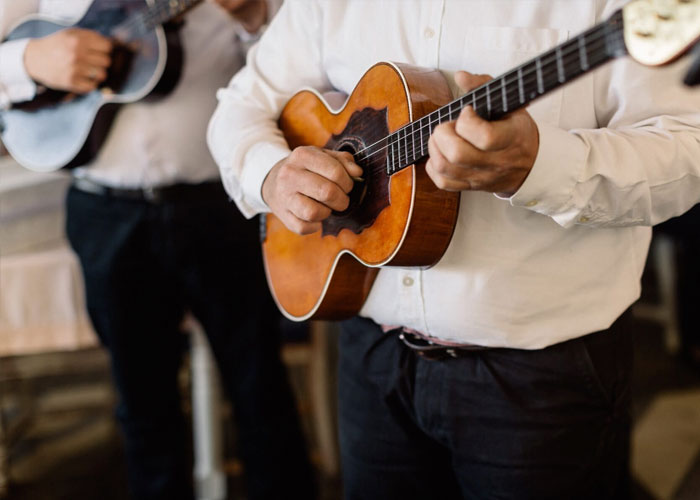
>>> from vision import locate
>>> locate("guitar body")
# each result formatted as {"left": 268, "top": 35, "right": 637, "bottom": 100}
{"left": 0, "top": 0, "right": 168, "bottom": 172}
{"left": 263, "top": 62, "right": 460, "bottom": 321}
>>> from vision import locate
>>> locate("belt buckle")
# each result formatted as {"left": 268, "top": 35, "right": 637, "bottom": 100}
{"left": 143, "top": 186, "right": 162, "bottom": 203}
{"left": 398, "top": 332, "right": 459, "bottom": 361}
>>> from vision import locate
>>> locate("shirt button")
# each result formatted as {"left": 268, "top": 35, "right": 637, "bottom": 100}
{"left": 525, "top": 199, "right": 538, "bottom": 207}
{"left": 579, "top": 215, "right": 590, "bottom": 223}
{"left": 402, "top": 276, "right": 414, "bottom": 287}
{"left": 424, "top": 27, "right": 435, "bottom": 39}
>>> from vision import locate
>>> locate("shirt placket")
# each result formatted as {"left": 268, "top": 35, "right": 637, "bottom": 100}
{"left": 418, "top": 0, "right": 445, "bottom": 68}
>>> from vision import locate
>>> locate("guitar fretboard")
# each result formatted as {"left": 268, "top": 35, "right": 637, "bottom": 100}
{"left": 354, "top": 9, "right": 627, "bottom": 176}
{"left": 113, "top": 0, "right": 202, "bottom": 38}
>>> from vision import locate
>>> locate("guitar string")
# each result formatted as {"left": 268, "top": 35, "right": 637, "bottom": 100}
{"left": 388, "top": 32, "right": 622, "bottom": 170}
{"left": 379, "top": 41, "right": 616, "bottom": 175}
{"left": 352, "top": 23, "right": 621, "bottom": 171}
{"left": 355, "top": 27, "right": 619, "bottom": 170}
{"left": 355, "top": 15, "right": 623, "bottom": 164}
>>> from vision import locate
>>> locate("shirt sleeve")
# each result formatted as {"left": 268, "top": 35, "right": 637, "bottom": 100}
{"left": 207, "top": 0, "right": 332, "bottom": 217}
{"left": 0, "top": 0, "right": 40, "bottom": 108}
{"left": 0, "top": 39, "right": 37, "bottom": 108}
{"left": 506, "top": 54, "right": 700, "bottom": 228}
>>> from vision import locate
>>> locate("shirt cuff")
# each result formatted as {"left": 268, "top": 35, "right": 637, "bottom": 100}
{"left": 499, "top": 120, "right": 588, "bottom": 226}
{"left": 0, "top": 39, "right": 37, "bottom": 105}
{"left": 240, "top": 141, "right": 291, "bottom": 214}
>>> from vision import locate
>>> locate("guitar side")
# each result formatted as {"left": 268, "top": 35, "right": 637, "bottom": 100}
{"left": 0, "top": 0, "right": 167, "bottom": 172}
{"left": 262, "top": 62, "right": 459, "bottom": 321}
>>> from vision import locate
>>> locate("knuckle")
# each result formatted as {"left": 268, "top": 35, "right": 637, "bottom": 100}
{"left": 317, "top": 183, "right": 335, "bottom": 202}
{"left": 478, "top": 128, "right": 497, "bottom": 149}
{"left": 337, "top": 151, "right": 354, "bottom": 163}
{"left": 298, "top": 203, "right": 317, "bottom": 222}
{"left": 442, "top": 141, "right": 462, "bottom": 165}
{"left": 430, "top": 173, "right": 449, "bottom": 190}
{"left": 276, "top": 163, "right": 295, "bottom": 183}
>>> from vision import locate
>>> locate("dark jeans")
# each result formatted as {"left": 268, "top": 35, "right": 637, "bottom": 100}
{"left": 66, "top": 185, "right": 315, "bottom": 500}
{"left": 338, "top": 315, "right": 633, "bottom": 500}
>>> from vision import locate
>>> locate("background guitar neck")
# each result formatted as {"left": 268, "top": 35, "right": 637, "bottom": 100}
{"left": 354, "top": 10, "right": 627, "bottom": 176}
{"left": 113, "top": 0, "right": 203, "bottom": 38}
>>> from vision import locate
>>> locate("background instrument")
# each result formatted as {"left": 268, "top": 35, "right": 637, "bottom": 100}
{"left": 0, "top": 0, "right": 202, "bottom": 172}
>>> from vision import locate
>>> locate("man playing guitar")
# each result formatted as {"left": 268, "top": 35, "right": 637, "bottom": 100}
{"left": 208, "top": 0, "right": 700, "bottom": 498}
{"left": 0, "top": 1, "right": 316, "bottom": 499}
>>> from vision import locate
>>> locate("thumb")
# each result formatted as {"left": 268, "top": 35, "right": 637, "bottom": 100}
{"left": 455, "top": 71, "right": 492, "bottom": 93}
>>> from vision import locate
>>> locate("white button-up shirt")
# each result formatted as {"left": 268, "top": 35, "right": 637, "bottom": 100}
{"left": 208, "top": 0, "right": 700, "bottom": 348}
{"left": 0, "top": 0, "right": 251, "bottom": 188}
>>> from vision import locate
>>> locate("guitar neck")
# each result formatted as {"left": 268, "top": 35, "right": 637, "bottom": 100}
{"left": 113, "top": 0, "right": 203, "bottom": 38}
{"left": 355, "top": 9, "right": 628, "bottom": 176}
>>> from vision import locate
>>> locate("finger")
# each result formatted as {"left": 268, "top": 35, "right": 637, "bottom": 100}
{"left": 455, "top": 106, "right": 515, "bottom": 152}
{"left": 455, "top": 71, "right": 492, "bottom": 93}
{"left": 77, "top": 64, "right": 107, "bottom": 84}
{"left": 79, "top": 30, "right": 114, "bottom": 53}
{"left": 326, "top": 150, "right": 363, "bottom": 180}
{"left": 71, "top": 77, "right": 100, "bottom": 94}
{"left": 288, "top": 192, "right": 333, "bottom": 222}
{"left": 82, "top": 51, "right": 112, "bottom": 69}
{"left": 281, "top": 207, "right": 322, "bottom": 236}
{"left": 294, "top": 169, "right": 350, "bottom": 212}
{"left": 425, "top": 145, "right": 473, "bottom": 192}
{"left": 292, "top": 147, "right": 356, "bottom": 194}
{"left": 430, "top": 121, "right": 492, "bottom": 169}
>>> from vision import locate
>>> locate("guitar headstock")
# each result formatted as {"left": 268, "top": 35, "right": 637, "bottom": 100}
{"left": 624, "top": 0, "right": 700, "bottom": 65}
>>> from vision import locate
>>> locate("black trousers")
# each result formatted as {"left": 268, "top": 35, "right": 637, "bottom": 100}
{"left": 66, "top": 185, "right": 315, "bottom": 500}
{"left": 655, "top": 204, "right": 700, "bottom": 360}
{"left": 338, "top": 314, "right": 633, "bottom": 500}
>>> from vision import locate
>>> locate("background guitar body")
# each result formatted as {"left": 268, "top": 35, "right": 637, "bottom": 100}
{"left": 0, "top": 0, "right": 167, "bottom": 172}
{"left": 263, "top": 62, "right": 460, "bottom": 321}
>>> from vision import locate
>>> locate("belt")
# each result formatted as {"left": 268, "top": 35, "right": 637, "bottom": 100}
{"left": 397, "top": 329, "right": 491, "bottom": 361}
{"left": 72, "top": 177, "right": 226, "bottom": 204}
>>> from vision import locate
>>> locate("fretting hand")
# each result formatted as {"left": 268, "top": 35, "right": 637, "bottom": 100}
{"left": 262, "top": 146, "right": 364, "bottom": 235}
{"left": 24, "top": 28, "right": 112, "bottom": 94}
{"left": 426, "top": 71, "right": 540, "bottom": 197}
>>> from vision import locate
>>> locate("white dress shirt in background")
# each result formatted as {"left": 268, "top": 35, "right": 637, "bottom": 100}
{"left": 0, "top": 0, "right": 257, "bottom": 188}
{"left": 208, "top": 0, "right": 700, "bottom": 348}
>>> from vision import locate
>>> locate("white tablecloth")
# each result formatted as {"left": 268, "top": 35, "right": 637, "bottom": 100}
{"left": 0, "top": 157, "right": 97, "bottom": 356}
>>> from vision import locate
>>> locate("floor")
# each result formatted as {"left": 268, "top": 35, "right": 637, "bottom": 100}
{"left": 2, "top": 313, "right": 700, "bottom": 500}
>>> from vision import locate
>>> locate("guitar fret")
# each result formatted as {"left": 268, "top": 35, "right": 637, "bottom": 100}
{"left": 536, "top": 58, "right": 544, "bottom": 95}
{"left": 402, "top": 128, "right": 408, "bottom": 166}
{"left": 517, "top": 67, "right": 525, "bottom": 104}
{"left": 419, "top": 117, "right": 425, "bottom": 157}
{"left": 556, "top": 46, "right": 565, "bottom": 83}
{"left": 578, "top": 35, "right": 589, "bottom": 71}
{"left": 501, "top": 77, "right": 508, "bottom": 113}
{"left": 485, "top": 85, "right": 492, "bottom": 119}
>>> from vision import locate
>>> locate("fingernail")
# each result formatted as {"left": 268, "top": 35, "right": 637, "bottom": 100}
{"left": 351, "top": 176, "right": 364, "bottom": 182}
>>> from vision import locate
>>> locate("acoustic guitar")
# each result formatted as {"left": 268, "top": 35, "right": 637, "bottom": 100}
{"left": 262, "top": 0, "right": 700, "bottom": 321}
{"left": 0, "top": 0, "right": 203, "bottom": 172}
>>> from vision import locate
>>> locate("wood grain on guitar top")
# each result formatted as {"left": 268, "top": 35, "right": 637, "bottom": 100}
{"left": 263, "top": 62, "right": 459, "bottom": 320}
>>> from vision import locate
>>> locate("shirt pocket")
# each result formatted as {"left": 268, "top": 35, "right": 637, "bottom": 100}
{"left": 444, "top": 25, "right": 570, "bottom": 127}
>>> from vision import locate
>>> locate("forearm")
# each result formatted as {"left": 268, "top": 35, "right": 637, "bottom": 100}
{"left": 207, "top": 0, "right": 329, "bottom": 217}
{"left": 507, "top": 58, "right": 700, "bottom": 228}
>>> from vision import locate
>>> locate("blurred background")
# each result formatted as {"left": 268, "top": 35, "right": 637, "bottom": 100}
{"left": 1, "top": 141, "right": 700, "bottom": 500}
